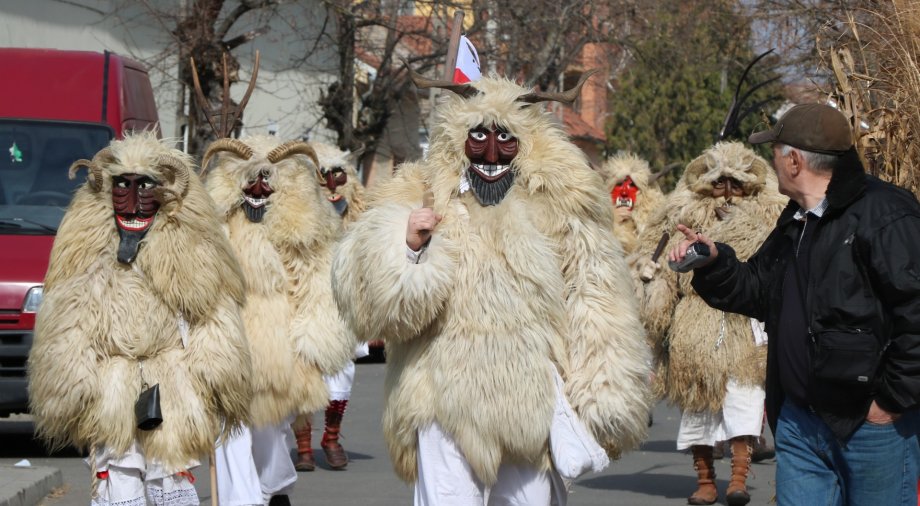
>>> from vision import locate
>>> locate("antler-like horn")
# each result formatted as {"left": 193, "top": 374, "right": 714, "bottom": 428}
{"left": 266, "top": 141, "right": 320, "bottom": 169}
{"left": 190, "top": 50, "right": 261, "bottom": 139}
{"left": 68, "top": 147, "right": 114, "bottom": 192}
{"left": 406, "top": 65, "right": 478, "bottom": 99}
{"left": 518, "top": 69, "right": 600, "bottom": 104}
{"left": 718, "top": 49, "right": 779, "bottom": 141}
{"left": 190, "top": 56, "right": 220, "bottom": 136}
{"left": 201, "top": 138, "right": 255, "bottom": 177}
{"left": 155, "top": 154, "right": 191, "bottom": 217}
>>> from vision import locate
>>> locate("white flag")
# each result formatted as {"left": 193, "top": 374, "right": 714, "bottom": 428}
{"left": 453, "top": 35, "right": 481, "bottom": 84}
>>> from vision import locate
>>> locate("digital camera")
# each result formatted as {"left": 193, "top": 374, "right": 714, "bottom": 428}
{"left": 668, "top": 242, "right": 711, "bottom": 273}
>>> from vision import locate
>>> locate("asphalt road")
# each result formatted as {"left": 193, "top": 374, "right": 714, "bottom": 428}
{"left": 0, "top": 362, "right": 777, "bottom": 506}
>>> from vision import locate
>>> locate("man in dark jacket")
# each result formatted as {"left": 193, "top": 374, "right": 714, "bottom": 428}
{"left": 668, "top": 103, "right": 920, "bottom": 506}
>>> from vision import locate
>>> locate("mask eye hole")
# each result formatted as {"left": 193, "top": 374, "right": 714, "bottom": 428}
{"left": 140, "top": 181, "right": 155, "bottom": 190}
{"left": 496, "top": 132, "right": 513, "bottom": 142}
{"left": 115, "top": 180, "right": 130, "bottom": 189}
{"left": 469, "top": 131, "right": 487, "bottom": 141}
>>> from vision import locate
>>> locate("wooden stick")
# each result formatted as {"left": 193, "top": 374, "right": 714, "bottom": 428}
{"left": 442, "top": 10, "right": 465, "bottom": 82}
{"left": 210, "top": 449, "right": 219, "bottom": 506}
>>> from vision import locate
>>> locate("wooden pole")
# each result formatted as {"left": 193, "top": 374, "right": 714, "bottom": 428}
{"left": 210, "top": 449, "right": 219, "bottom": 506}
{"left": 443, "top": 10, "right": 465, "bottom": 81}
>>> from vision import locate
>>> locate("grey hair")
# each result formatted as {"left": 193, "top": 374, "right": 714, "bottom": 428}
{"left": 780, "top": 144, "right": 836, "bottom": 173}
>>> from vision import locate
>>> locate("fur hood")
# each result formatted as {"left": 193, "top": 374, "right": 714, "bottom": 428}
{"left": 204, "top": 135, "right": 355, "bottom": 426}
{"left": 312, "top": 141, "right": 367, "bottom": 226}
{"left": 600, "top": 151, "right": 666, "bottom": 254}
{"left": 29, "top": 132, "right": 251, "bottom": 470}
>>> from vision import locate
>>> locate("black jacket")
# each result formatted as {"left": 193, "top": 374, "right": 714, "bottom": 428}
{"left": 691, "top": 155, "right": 920, "bottom": 440}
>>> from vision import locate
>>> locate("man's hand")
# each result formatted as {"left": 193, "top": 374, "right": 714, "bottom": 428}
{"left": 866, "top": 400, "right": 900, "bottom": 425}
{"left": 406, "top": 206, "right": 441, "bottom": 251}
{"left": 667, "top": 224, "right": 718, "bottom": 269}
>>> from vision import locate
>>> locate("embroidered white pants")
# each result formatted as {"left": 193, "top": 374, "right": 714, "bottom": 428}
{"left": 88, "top": 443, "right": 198, "bottom": 506}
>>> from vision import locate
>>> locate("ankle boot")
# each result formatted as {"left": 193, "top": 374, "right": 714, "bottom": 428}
{"left": 726, "top": 436, "right": 753, "bottom": 506}
{"left": 322, "top": 400, "right": 348, "bottom": 470}
{"left": 293, "top": 420, "right": 315, "bottom": 472}
{"left": 688, "top": 445, "right": 718, "bottom": 505}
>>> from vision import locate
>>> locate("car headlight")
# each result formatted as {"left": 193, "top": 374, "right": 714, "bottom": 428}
{"left": 22, "top": 286, "right": 43, "bottom": 313}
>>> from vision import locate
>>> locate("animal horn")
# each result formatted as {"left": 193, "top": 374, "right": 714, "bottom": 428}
{"left": 517, "top": 69, "right": 599, "bottom": 105}
{"left": 718, "top": 49, "right": 778, "bottom": 141}
{"left": 201, "top": 138, "right": 254, "bottom": 177}
{"left": 154, "top": 155, "right": 191, "bottom": 217}
{"left": 406, "top": 64, "right": 478, "bottom": 99}
{"left": 266, "top": 141, "right": 320, "bottom": 169}
{"left": 68, "top": 146, "right": 114, "bottom": 191}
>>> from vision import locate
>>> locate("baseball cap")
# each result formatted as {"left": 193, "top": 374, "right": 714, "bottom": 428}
{"left": 748, "top": 103, "right": 853, "bottom": 155}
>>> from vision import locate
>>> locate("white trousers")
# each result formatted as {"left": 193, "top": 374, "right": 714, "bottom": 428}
{"left": 414, "top": 422, "right": 566, "bottom": 506}
{"left": 676, "top": 379, "right": 766, "bottom": 450}
{"left": 88, "top": 443, "right": 198, "bottom": 506}
{"left": 324, "top": 360, "right": 356, "bottom": 402}
{"left": 215, "top": 421, "right": 297, "bottom": 506}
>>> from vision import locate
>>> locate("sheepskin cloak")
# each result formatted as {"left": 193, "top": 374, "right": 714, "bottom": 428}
{"left": 28, "top": 132, "right": 252, "bottom": 471}
{"left": 633, "top": 141, "right": 787, "bottom": 413}
{"left": 332, "top": 77, "right": 653, "bottom": 485}
{"left": 205, "top": 135, "right": 355, "bottom": 427}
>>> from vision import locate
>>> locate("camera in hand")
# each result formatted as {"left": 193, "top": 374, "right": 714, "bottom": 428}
{"left": 668, "top": 242, "right": 711, "bottom": 273}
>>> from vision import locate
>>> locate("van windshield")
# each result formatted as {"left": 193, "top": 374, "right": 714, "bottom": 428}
{"left": 0, "top": 119, "right": 112, "bottom": 234}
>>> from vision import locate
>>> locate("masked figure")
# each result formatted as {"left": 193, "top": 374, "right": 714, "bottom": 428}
{"left": 28, "top": 132, "right": 252, "bottom": 505}
{"left": 331, "top": 74, "right": 652, "bottom": 505}
{"left": 601, "top": 152, "right": 665, "bottom": 255}
{"left": 203, "top": 135, "right": 355, "bottom": 504}
{"left": 291, "top": 142, "right": 367, "bottom": 472}
{"left": 634, "top": 141, "right": 786, "bottom": 505}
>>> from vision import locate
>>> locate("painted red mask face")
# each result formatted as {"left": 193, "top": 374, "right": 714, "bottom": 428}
{"left": 612, "top": 176, "right": 639, "bottom": 211}
{"left": 465, "top": 124, "right": 518, "bottom": 206}
{"left": 317, "top": 166, "right": 349, "bottom": 215}
{"left": 111, "top": 173, "right": 161, "bottom": 264}
{"left": 242, "top": 169, "right": 274, "bottom": 222}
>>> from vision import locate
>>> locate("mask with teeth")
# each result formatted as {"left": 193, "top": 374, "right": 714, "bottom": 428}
{"left": 242, "top": 169, "right": 273, "bottom": 222}
{"left": 112, "top": 174, "right": 161, "bottom": 264}
{"left": 612, "top": 176, "right": 639, "bottom": 211}
{"left": 317, "top": 165, "right": 349, "bottom": 216}
{"left": 465, "top": 123, "right": 518, "bottom": 206}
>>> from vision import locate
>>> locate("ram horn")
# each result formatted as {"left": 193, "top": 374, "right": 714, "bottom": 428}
{"left": 201, "top": 138, "right": 254, "bottom": 177}
{"left": 517, "top": 69, "right": 599, "bottom": 105}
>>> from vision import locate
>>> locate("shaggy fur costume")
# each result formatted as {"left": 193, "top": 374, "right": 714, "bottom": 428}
{"left": 332, "top": 77, "right": 653, "bottom": 485}
{"left": 601, "top": 152, "right": 665, "bottom": 255}
{"left": 205, "top": 135, "right": 355, "bottom": 428}
{"left": 633, "top": 141, "right": 786, "bottom": 413}
{"left": 29, "top": 132, "right": 252, "bottom": 471}
{"left": 312, "top": 142, "right": 367, "bottom": 226}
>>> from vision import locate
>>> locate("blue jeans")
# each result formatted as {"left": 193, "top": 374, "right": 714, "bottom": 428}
{"left": 775, "top": 400, "right": 920, "bottom": 506}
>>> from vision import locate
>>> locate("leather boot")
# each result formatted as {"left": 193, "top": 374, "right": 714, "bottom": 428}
{"left": 751, "top": 435, "right": 775, "bottom": 463}
{"left": 293, "top": 420, "right": 315, "bottom": 472}
{"left": 726, "top": 436, "right": 753, "bottom": 506}
{"left": 688, "top": 445, "right": 718, "bottom": 505}
{"left": 322, "top": 400, "right": 348, "bottom": 470}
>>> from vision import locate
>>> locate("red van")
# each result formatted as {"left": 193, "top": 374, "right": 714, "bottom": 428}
{"left": 0, "top": 48, "right": 159, "bottom": 415}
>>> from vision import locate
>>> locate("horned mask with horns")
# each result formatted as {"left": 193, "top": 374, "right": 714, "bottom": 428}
{"left": 201, "top": 135, "right": 321, "bottom": 223}
{"left": 68, "top": 132, "right": 192, "bottom": 263}
{"left": 410, "top": 69, "right": 598, "bottom": 206}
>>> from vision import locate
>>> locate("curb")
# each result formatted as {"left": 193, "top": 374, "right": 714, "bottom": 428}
{"left": 0, "top": 465, "right": 63, "bottom": 506}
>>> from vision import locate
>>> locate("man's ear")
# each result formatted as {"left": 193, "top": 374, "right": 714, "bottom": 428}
{"left": 788, "top": 148, "right": 802, "bottom": 176}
